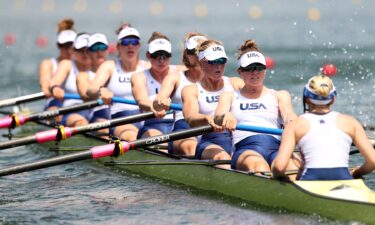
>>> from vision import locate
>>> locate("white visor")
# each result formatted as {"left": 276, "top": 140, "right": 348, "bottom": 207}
{"left": 73, "top": 34, "right": 90, "bottom": 49}
{"left": 57, "top": 30, "right": 77, "bottom": 44}
{"left": 198, "top": 44, "right": 227, "bottom": 61}
{"left": 117, "top": 27, "right": 140, "bottom": 40}
{"left": 184, "top": 35, "right": 207, "bottom": 50}
{"left": 88, "top": 33, "right": 108, "bottom": 47}
{"left": 148, "top": 38, "right": 172, "bottom": 54}
{"left": 238, "top": 51, "right": 266, "bottom": 67}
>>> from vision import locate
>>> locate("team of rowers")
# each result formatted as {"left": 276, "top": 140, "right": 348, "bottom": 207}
{"left": 39, "top": 18, "right": 375, "bottom": 181}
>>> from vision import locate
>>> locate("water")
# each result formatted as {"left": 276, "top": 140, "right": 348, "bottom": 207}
{"left": 0, "top": 0, "right": 375, "bottom": 224}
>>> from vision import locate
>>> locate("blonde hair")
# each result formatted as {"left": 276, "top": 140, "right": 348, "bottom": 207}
{"left": 308, "top": 74, "right": 334, "bottom": 97}
{"left": 115, "top": 22, "right": 132, "bottom": 35}
{"left": 57, "top": 18, "right": 74, "bottom": 33}
{"left": 147, "top": 31, "right": 170, "bottom": 43}
{"left": 237, "top": 39, "right": 261, "bottom": 59}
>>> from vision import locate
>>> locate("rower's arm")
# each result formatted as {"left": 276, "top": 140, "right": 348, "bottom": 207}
{"left": 49, "top": 60, "right": 72, "bottom": 100}
{"left": 39, "top": 59, "right": 53, "bottom": 97}
{"left": 351, "top": 117, "right": 375, "bottom": 178}
{"left": 272, "top": 121, "right": 298, "bottom": 180}
{"left": 77, "top": 71, "right": 90, "bottom": 101}
{"left": 86, "top": 61, "right": 114, "bottom": 100}
{"left": 153, "top": 72, "right": 179, "bottom": 111}
{"left": 229, "top": 77, "right": 245, "bottom": 90}
{"left": 182, "top": 84, "right": 210, "bottom": 127}
{"left": 131, "top": 72, "right": 152, "bottom": 111}
{"left": 277, "top": 90, "right": 297, "bottom": 126}
{"left": 214, "top": 92, "right": 236, "bottom": 131}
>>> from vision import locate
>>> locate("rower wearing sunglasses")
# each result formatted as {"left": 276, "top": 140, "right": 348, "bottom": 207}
{"left": 132, "top": 31, "right": 184, "bottom": 139}
{"left": 76, "top": 33, "right": 110, "bottom": 124}
{"left": 39, "top": 18, "right": 76, "bottom": 116}
{"left": 86, "top": 24, "right": 150, "bottom": 141}
{"left": 50, "top": 33, "right": 92, "bottom": 127}
{"left": 214, "top": 39, "right": 298, "bottom": 174}
{"left": 272, "top": 75, "right": 375, "bottom": 181}
{"left": 152, "top": 32, "right": 207, "bottom": 156}
{"left": 182, "top": 39, "right": 244, "bottom": 168}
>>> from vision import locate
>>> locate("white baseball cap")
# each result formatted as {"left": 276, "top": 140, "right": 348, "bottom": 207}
{"left": 73, "top": 33, "right": 90, "bottom": 50}
{"left": 184, "top": 35, "right": 207, "bottom": 50}
{"left": 57, "top": 30, "right": 77, "bottom": 44}
{"left": 238, "top": 51, "right": 266, "bottom": 68}
{"left": 117, "top": 27, "right": 140, "bottom": 40}
{"left": 148, "top": 38, "right": 172, "bottom": 54}
{"left": 198, "top": 44, "right": 227, "bottom": 61}
{"left": 88, "top": 33, "right": 108, "bottom": 47}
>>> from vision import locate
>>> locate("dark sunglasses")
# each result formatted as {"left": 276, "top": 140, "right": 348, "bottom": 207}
{"left": 186, "top": 49, "right": 196, "bottom": 55}
{"left": 206, "top": 58, "right": 227, "bottom": 65}
{"left": 240, "top": 64, "right": 266, "bottom": 72}
{"left": 150, "top": 52, "right": 172, "bottom": 60}
{"left": 120, "top": 38, "right": 140, "bottom": 46}
{"left": 88, "top": 43, "right": 108, "bottom": 52}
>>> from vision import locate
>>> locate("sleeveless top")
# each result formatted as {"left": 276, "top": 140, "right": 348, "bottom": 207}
{"left": 298, "top": 111, "right": 352, "bottom": 168}
{"left": 197, "top": 76, "right": 233, "bottom": 116}
{"left": 62, "top": 61, "right": 83, "bottom": 107}
{"left": 51, "top": 58, "right": 58, "bottom": 74}
{"left": 106, "top": 58, "right": 148, "bottom": 114}
{"left": 171, "top": 71, "right": 194, "bottom": 121}
{"left": 144, "top": 69, "right": 173, "bottom": 120}
{"left": 231, "top": 89, "right": 283, "bottom": 144}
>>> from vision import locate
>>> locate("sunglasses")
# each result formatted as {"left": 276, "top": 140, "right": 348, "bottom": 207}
{"left": 88, "top": 43, "right": 108, "bottom": 52}
{"left": 206, "top": 58, "right": 227, "bottom": 65}
{"left": 240, "top": 64, "right": 266, "bottom": 72}
{"left": 150, "top": 52, "right": 172, "bottom": 60}
{"left": 120, "top": 38, "right": 140, "bottom": 46}
{"left": 186, "top": 49, "right": 196, "bottom": 55}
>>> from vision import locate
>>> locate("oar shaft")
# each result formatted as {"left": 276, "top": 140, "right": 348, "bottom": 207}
{"left": 0, "top": 92, "right": 45, "bottom": 108}
{"left": 0, "top": 136, "right": 37, "bottom": 149}
{"left": 0, "top": 151, "right": 93, "bottom": 176}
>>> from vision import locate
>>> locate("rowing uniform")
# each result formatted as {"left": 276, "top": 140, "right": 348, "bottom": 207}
{"left": 88, "top": 71, "right": 109, "bottom": 122}
{"left": 168, "top": 71, "right": 195, "bottom": 154}
{"left": 137, "top": 68, "right": 175, "bottom": 138}
{"left": 44, "top": 58, "right": 63, "bottom": 110}
{"left": 60, "top": 61, "right": 91, "bottom": 125}
{"left": 231, "top": 89, "right": 283, "bottom": 169}
{"left": 195, "top": 77, "right": 234, "bottom": 159}
{"left": 298, "top": 111, "right": 353, "bottom": 180}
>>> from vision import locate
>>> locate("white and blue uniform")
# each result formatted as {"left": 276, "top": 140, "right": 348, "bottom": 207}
{"left": 298, "top": 111, "right": 353, "bottom": 180}
{"left": 137, "top": 69, "right": 174, "bottom": 138}
{"left": 231, "top": 89, "right": 283, "bottom": 169}
{"left": 195, "top": 77, "right": 234, "bottom": 159}
{"left": 168, "top": 71, "right": 195, "bottom": 154}
{"left": 60, "top": 61, "right": 91, "bottom": 125}
{"left": 44, "top": 58, "right": 63, "bottom": 109}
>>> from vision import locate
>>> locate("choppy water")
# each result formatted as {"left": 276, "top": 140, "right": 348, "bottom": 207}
{"left": 0, "top": 0, "right": 375, "bottom": 224}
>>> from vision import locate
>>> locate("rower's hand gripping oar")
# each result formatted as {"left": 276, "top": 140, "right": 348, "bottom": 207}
{"left": 0, "top": 125, "right": 214, "bottom": 177}
{"left": 0, "top": 92, "right": 46, "bottom": 108}
{"left": 0, "top": 98, "right": 104, "bottom": 129}
{"left": 0, "top": 111, "right": 157, "bottom": 150}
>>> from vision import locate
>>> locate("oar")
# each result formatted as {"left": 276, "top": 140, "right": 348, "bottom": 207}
{"left": 0, "top": 125, "right": 214, "bottom": 177}
{"left": 0, "top": 111, "right": 156, "bottom": 150}
{"left": 64, "top": 94, "right": 284, "bottom": 135}
{"left": 0, "top": 92, "right": 46, "bottom": 108}
{"left": 0, "top": 99, "right": 104, "bottom": 129}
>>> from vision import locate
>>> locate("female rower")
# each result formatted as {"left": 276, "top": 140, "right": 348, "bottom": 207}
{"left": 86, "top": 24, "right": 150, "bottom": 141}
{"left": 182, "top": 39, "right": 244, "bottom": 168}
{"left": 39, "top": 18, "right": 76, "bottom": 113}
{"left": 77, "top": 33, "right": 110, "bottom": 123}
{"left": 214, "top": 40, "right": 298, "bottom": 174}
{"left": 272, "top": 74, "right": 375, "bottom": 180}
{"left": 132, "top": 31, "right": 184, "bottom": 139}
{"left": 50, "top": 33, "right": 92, "bottom": 127}
{"left": 152, "top": 32, "right": 207, "bottom": 156}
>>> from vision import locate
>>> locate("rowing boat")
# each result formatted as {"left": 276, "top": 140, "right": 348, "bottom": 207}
{"left": 6, "top": 118, "right": 371, "bottom": 225}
